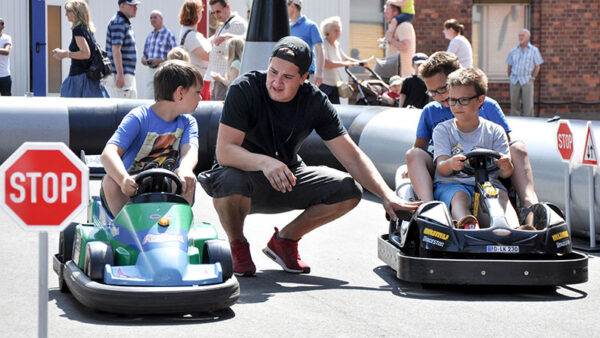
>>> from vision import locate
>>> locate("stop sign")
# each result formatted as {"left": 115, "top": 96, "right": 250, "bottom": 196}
{"left": 557, "top": 121, "right": 574, "bottom": 162}
{"left": 0, "top": 142, "right": 89, "bottom": 231}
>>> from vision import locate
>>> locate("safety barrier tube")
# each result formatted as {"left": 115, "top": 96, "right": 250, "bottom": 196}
{"left": 0, "top": 97, "right": 597, "bottom": 241}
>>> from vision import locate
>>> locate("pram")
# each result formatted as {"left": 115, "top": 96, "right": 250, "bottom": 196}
{"left": 345, "top": 66, "right": 396, "bottom": 106}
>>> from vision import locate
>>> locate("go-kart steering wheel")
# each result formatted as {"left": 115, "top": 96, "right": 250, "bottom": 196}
{"left": 134, "top": 168, "right": 183, "bottom": 196}
{"left": 461, "top": 149, "right": 501, "bottom": 176}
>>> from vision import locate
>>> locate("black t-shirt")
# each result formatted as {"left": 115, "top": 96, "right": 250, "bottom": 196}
{"left": 68, "top": 25, "right": 94, "bottom": 76}
{"left": 400, "top": 74, "right": 429, "bottom": 109}
{"left": 221, "top": 71, "right": 346, "bottom": 167}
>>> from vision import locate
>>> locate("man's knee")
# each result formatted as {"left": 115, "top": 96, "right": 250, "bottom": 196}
{"left": 509, "top": 140, "right": 528, "bottom": 160}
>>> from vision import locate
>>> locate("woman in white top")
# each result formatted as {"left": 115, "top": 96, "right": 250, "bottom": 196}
{"left": 179, "top": 0, "right": 211, "bottom": 100}
{"left": 319, "top": 16, "right": 361, "bottom": 104}
{"left": 443, "top": 18, "right": 473, "bottom": 68}
{"left": 211, "top": 37, "right": 244, "bottom": 89}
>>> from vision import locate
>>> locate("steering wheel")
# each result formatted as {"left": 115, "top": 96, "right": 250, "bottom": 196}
{"left": 461, "top": 149, "right": 501, "bottom": 176}
{"left": 134, "top": 168, "right": 183, "bottom": 196}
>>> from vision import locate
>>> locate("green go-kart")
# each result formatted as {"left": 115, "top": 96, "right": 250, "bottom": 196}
{"left": 53, "top": 167, "right": 239, "bottom": 314}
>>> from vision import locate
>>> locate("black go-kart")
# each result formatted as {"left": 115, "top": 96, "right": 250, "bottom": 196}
{"left": 378, "top": 149, "right": 588, "bottom": 286}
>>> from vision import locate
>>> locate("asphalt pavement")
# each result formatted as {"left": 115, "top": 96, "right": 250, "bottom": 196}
{"left": 1, "top": 181, "right": 599, "bottom": 337}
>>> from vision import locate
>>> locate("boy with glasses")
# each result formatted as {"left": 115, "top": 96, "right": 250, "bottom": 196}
{"left": 432, "top": 68, "right": 519, "bottom": 229}
{"left": 403, "top": 52, "right": 539, "bottom": 226}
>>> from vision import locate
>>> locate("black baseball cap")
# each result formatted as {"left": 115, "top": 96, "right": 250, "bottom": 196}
{"left": 271, "top": 36, "right": 312, "bottom": 75}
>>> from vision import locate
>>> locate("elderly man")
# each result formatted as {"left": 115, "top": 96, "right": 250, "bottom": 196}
{"left": 205, "top": 0, "right": 247, "bottom": 101}
{"left": 383, "top": 1, "right": 416, "bottom": 77}
{"left": 141, "top": 10, "right": 176, "bottom": 97}
{"left": 198, "top": 37, "right": 421, "bottom": 277}
{"left": 506, "top": 29, "right": 543, "bottom": 117}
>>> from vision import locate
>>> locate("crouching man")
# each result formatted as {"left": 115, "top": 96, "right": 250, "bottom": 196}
{"left": 198, "top": 36, "right": 421, "bottom": 277}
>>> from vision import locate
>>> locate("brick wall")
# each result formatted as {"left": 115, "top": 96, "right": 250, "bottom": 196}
{"left": 412, "top": 0, "right": 600, "bottom": 118}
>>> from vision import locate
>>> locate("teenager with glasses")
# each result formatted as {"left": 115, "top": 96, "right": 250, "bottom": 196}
{"left": 402, "top": 51, "right": 539, "bottom": 226}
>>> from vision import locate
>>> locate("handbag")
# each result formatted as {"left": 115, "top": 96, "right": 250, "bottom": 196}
{"left": 336, "top": 81, "right": 353, "bottom": 98}
{"left": 86, "top": 34, "right": 112, "bottom": 81}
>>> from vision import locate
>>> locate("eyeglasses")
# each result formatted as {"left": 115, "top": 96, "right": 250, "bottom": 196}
{"left": 448, "top": 94, "right": 480, "bottom": 106}
{"left": 425, "top": 84, "right": 447, "bottom": 97}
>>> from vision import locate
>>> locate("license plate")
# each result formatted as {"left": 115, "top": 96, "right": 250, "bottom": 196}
{"left": 486, "top": 245, "right": 519, "bottom": 253}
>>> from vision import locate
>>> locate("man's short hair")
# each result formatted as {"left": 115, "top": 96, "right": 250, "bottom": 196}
{"left": 271, "top": 36, "right": 312, "bottom": 75}
{"left": 150, "top": 10, "right": 163, "bottom": 19}
{"left": 447, "top": 68, "right": 488, "bottom": 96}
{"left": 0, "top": 18, "right": 4, "bottom": 26}
{"left": 209, "top": 0, "right": 228, "bottom": 7}
{"left": 154, "top": 60, "right": 204, "bottom": 101}
{"left": 419, "top": 51, "right": 461, "bottom": 79}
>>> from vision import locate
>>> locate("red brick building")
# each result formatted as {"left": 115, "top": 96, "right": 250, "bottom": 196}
{"left": 412, "top": 0, "right": 600, "bottom": 118}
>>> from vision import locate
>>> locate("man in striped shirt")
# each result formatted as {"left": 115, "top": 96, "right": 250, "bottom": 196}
{"left": 105, "top": 0, "right": 140, "bottom": 99}
{"left": 142, "top": 10, "right": 176, "bottom": 98}
{"left": 506, "top": 29, "right": 543, "bottom": 117}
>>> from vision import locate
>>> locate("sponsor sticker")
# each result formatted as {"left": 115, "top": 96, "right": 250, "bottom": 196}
{"left": 424, "top": 228, "right": 449, "bottom": 240}
{"left": 552, "top": 231, "right": 569, "bottom": 241}
{"left": 423, "top": 236, "right": 444, "bottom": 247}
{"left": 142, "top": 233, "right": 184, "bottom": 245}
{"left": 486, "top": 245, "right": 519, "bottom": 253}
{"left": 556, "top": 239, "right": 570, "bottom": 248}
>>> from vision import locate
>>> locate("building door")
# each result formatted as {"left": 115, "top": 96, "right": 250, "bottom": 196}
{"left": 47, "top": 5, "right": 62, "bottom": 94}
{"left": 31, "top": 0, "right": 46, "bottom": 96}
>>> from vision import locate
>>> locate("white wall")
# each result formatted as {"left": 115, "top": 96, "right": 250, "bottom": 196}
{"left": 0, "top": 0, "right": 30, "bottom": 96}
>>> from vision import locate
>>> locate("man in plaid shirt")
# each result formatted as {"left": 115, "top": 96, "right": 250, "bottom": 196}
{"left": 142, "top": 10, "right": 177, "bottom": 97}
{"left": 205, "top": 0, "right": 247, "bottom": 101}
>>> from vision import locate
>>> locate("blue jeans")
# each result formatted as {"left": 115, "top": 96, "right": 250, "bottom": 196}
{"left": 60, "top": 73, "right": 109, "bottom": 98}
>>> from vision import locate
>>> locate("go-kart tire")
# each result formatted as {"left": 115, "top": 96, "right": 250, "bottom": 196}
{"left": 58, "top": 222, "right": 77, "bottom": 292}
{"left": 204, "top": 240, "right": 234, "bottom": 280}
{"left": 83, "top": 242, "right": 114, "bottom": 282}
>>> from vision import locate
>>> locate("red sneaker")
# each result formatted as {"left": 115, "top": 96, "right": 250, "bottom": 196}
{"left": 262, "top": 227, "right": 310, "bottom": 274}
{"left": 230, "top": 239, "right": 256, "bottom": 277}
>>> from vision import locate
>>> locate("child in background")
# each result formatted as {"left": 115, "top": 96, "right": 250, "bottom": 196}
{"left": 432, "top": 68, "right": 521, "bottom": 229}
{"left": 167, "top": 46, "right": 191, "bottom": 63}
{"left": 381, "top": 0, "right": 415, "bottom": 48}
{"left": 100, "top": 60, "right": 202, "bottom": 216}
{"left": 382, "top": 75, "right": 403, "bottom": 106}
{"left": 398, "top": 52, "right": 429, "bottom": 108}
{"left": 211, "top": 37, "right": 245, "bottom": 90}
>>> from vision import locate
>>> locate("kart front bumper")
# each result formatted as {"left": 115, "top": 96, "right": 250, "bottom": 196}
{"left": 378, "top": 235, "right": 588, "bottom": 286}
{"left": 54, "top": 256, "right": 239, "bottom": 314}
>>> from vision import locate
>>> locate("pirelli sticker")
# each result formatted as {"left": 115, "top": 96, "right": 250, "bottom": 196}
{"left": 552, "top": 231, "right": 569, "bottom": 241}
{"left": 424, "top": 228, "right": 449, "bottom": 241}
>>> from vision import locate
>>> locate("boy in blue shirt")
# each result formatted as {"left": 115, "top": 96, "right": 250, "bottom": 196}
{"left": 433, "top": 68, "right": 519, "bottom": 229}
{"left": 101, "top": 60, "right": 202, "bottom": 216}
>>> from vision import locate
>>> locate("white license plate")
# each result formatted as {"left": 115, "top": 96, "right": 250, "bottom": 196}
{"left": 486, "top": 245, "right": 519, "bottom": 253}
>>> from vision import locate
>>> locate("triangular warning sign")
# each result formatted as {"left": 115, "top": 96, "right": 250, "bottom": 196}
{"left": 582, "top": 122, "right": 598, "bottom": 165}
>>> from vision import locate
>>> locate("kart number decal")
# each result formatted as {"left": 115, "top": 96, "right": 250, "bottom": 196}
{"left": 486, "top": 245, "right": 519, "bottom": 253}
{"left": 552, "top": 231, "right": 569, "bottom": 241}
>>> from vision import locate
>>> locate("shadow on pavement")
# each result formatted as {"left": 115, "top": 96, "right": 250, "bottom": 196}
{"left": 373, "top": 265, "right": 588, "bottom": 302}
{"left": 237, "top": 269, "right": 389, "bottom": 304}
{"left": 49, "top": 288, "right": 235, "bottom": 325}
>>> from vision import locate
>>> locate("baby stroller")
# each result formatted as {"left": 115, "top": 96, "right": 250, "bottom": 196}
{"left": 345, "top": 66, "right": 395, "bottom": 106}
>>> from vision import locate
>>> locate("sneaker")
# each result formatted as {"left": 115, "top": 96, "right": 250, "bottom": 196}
{"left": 230, "top": 239, "right": 256, "bottom": 277}
{"left": 457, "top": 215, "right": 479, "bottom": 230}
{"left": 262, "top": 227, "right": 310, "bottom": 274}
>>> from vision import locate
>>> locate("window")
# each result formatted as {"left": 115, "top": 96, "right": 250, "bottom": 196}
{"left": 472, "top": 2, "right": 529, "bottom": 81}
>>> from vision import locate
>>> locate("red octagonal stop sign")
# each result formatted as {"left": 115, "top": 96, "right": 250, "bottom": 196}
{"left": 557, "top": 121, "right": 574, "bottom": 162}
{"left": 0, "top": 142, "right": 89, "bottom": 231}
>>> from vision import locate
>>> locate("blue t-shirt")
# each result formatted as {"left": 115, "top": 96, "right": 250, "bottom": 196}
{"left": 290, "top": 16, "right": 323, "bottom": 73}
{"left": 416, "top": 97, "right": 510, "bottom": 151}
{"left": 108, "top": 105, "right": 199, "bottom": 174}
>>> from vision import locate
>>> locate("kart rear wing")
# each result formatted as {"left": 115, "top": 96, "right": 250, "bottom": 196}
{"left": 80, "top": 150, "right": 106, "bottom": 180}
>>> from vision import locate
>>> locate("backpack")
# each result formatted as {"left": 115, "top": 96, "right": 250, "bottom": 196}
{"left": 86, "top": 34, "right": 112, "bottom": 81}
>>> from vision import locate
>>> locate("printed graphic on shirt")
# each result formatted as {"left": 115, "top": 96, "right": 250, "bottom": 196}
{"left": 451, "top": 143, "right": 464, "bottom": 156}
{"left": 129, "top": 129, "right": 184, "bottom": 174}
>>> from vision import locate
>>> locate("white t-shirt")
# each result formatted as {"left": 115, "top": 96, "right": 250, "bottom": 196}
{"left": 322, "top": 39, "right": 344, "bottom": 86}
{"left": 447, "top": 35, "right": 473, "bottom": 68}
{"left": 0, "top": 33, "right": 12, "bottom": 77}
{"left": 179, "top": 27, "right": 210, "bottom": 76}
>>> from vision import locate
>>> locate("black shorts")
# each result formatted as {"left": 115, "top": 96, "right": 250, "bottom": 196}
{"left": 197, "top": 163, "right": 363, "bottom": 214}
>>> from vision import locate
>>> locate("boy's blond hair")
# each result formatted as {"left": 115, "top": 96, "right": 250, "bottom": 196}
{"left": 447, "top": 68, "right": 488, "bottom": 96}
{"left": 167, "top": 46, "right": 191, "bottom": 63}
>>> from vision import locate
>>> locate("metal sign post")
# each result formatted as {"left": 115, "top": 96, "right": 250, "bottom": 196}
{"left": 38, "top": 232, "right": 48, "bottom": 338}
{"left": 582, "top": 122, "right": 598, "bottom": 249}
{"left": 556, "top": 120, "right": 574, "bottom": 232}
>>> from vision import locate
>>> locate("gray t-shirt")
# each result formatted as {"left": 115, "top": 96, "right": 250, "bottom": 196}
{"left": 432, "top": 118, "right": 509, "bottom": 187}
